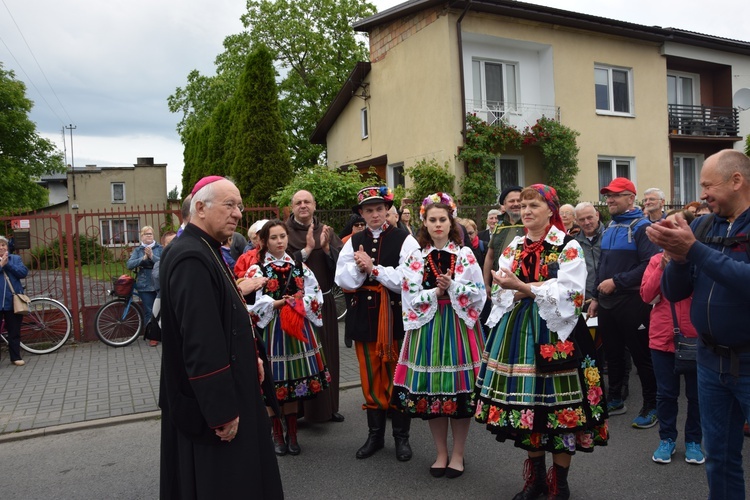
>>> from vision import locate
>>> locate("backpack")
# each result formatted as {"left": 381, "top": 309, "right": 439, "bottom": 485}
{"left": 144, "top": 298, "right": 162, "bottom": 341}
{"left": 605, "top": 218, "right": 642, "bottom": 244}
{"left": 693, "top": 214, "right": 750, "bottom": 258}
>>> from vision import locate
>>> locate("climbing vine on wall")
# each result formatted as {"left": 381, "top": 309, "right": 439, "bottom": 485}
{"left": 457, "top": 114, "right": 581, "bottom": 205}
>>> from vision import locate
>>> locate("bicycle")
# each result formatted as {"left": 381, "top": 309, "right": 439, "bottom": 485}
{"left": 0, "top": 297, "right": 72, "bottom": 354}
{"left": 94, "top": 281, "right": 144, "bottom": 347}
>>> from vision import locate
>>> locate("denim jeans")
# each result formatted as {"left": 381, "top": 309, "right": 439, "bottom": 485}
{"left": 139, "top": 290, "right": 157, "bottom": 325}
{"left": 697, "top": 363, "right": 750, "bottom": 499}
{"left": 651, "top": 349, "right": 700, "bottom": 442}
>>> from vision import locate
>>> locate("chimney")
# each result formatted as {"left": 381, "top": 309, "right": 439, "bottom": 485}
{"left": 136, "top": 157, "right": 155, "bottom": 166}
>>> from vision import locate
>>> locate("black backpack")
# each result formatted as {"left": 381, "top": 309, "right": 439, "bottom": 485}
{"left": 693, "top": 214, "right": 750, "bottom": 258}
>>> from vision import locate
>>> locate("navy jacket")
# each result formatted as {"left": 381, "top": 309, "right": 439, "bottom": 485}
{"left": 594, "top": 207, "right": 660, "bottom": 308}
{"left": 1, "top": 254, "right": 28, "bottom": 311}
{"left": 662, "top": 208, "right": 750, "bottom": 375}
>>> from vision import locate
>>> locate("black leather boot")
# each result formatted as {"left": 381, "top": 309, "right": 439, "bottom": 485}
{"left": 271, "top": 416, "right": 287, "bottom": 456}
{"left": 391, "top": 410, "right": 412, "bottom": 462}
{"left": 511, "top": 456, "right": 548, "bottom": 500}
{"left": 546, "top": 463, "right": 571, "bottom": 500}
{"left": 356, "top": 409, "right": 386, "bottom": 459}
{"left": 285, "top": 413, "right": 301, "bottom": 455}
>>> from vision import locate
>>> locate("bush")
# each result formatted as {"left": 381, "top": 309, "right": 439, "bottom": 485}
{"left": 406, "top": 159, "right": 456, "bottom": 206}
{"left": 272, "top": 164, "right": 380, "bottom": 210}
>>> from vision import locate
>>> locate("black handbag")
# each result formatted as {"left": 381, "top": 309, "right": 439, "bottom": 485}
{"left": 671, "top": 302, "right": 697, "bottom": 374}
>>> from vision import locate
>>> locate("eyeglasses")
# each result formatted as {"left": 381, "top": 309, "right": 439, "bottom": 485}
{"left": 604, "top": 193, "right": 632, "bottom": 199}
{"left": 353, "top": 222, "right": 366, "bottom": 227}
{"left": 220, "top": 201, "right": 244, "bottom": 212}
{"left": 402, "top": 211, "right": 410, "bottom": 215}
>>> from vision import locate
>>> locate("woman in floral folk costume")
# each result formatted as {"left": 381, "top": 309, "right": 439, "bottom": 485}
{"left": 392, "top": 193, "right": 486, "bottom": 479}
{"left": 474, "top": 185, "right": 608, "bottom": 500}
{"left": 247, "top": 220, "right": 330, "bottom": 457}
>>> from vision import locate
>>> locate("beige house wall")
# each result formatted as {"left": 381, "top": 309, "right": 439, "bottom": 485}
{"left": 67, "top": 165, "right": 167, "bottom": 211}
{"left": 327, "top": 13, "right": 467, "bottom": 186}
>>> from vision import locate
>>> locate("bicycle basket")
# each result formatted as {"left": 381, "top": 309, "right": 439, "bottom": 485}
{"left": 112, "top": 275, "right": 135, "bottom": 297}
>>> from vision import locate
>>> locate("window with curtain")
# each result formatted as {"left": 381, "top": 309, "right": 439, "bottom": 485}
{"left": 472, "top": 59, "right": 519, "bottom": 113}
{"left": 598, "top": 156, "right": 634, "bottom": 200}
{"left": 595, "top": 65, "right": 633, "bottom": 114}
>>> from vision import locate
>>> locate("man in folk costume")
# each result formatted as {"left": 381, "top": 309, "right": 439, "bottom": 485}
{"left": 159, "top": 176, "right": 283, "bottom": 499}
{"left": 335, "top": 186, "right": 420, "bottom": 461}
{"left": 285, "top": 190, "right": 345, "bottom": 423}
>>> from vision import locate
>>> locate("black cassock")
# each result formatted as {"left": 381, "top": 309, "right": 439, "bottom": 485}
{"left": 159, "top": 224, "right": 283, "bottom": 499}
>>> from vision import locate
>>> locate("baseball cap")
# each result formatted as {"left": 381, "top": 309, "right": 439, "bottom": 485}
{"left": 600, "top": 177, "right": 636, "bottom": 195}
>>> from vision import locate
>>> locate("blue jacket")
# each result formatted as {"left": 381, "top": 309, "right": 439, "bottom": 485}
{"left": 662, "top": 209, "right": 750, "bottom": 375}
{"left": 126, "top": 244, "right": 163, "bottom": 292}
{"left": 1, "top": 254, "right": 29, "bottom": 311}
{"left": 594, "top": 207, "right": 660, "bottom": 308}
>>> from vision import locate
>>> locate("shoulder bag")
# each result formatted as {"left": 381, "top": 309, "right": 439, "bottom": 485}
{"left": 3, "top": 272, "right": 31, "bottom": 315}
{"left": 671, "top": 302, "right": 697, "bottom": 374}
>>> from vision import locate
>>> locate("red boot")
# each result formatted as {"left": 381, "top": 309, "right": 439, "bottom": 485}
{"left": 272, "top": 416, "right": 287, "bottom": 456}
{"left": 286, "top": 414, "right": 301, "bottom": 455}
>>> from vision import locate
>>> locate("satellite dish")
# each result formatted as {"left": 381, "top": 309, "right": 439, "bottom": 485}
{"left": 734, "top": 88, "right": 750, "bottom": 111}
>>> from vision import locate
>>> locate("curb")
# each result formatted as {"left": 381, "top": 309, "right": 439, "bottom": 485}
{"left": 0, "top": 384, "right": 363, "bottom": 443}
{"left": 0, "top": 411, "right": 162, "bottom": 444}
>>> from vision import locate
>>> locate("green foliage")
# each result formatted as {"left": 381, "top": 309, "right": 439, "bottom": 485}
{"left": 457, "top": 114, "right": 581, "bottom": 205}
{"left": 167, "top": 186, "right": 179, "bottom": 200}
{"left": 168, "top": 0, "right": 376, "bottom": 172}
{"left": 29, "top": 234, "right": 113, "bottom": 270}
{"left": 230, "top": 45, "right": 292, "bottom": 205}
{"left": 272, "top": 164, "right": 379, "bottom": 210}
{"left": 392, "top": 185, "right": 407, "bottom": 206}
{"left": 405, "top": 159, "right": 456, "bottom": 206}
{"left": 0, "top": 64, "right": 66, "bottom": 213}
{"left": 745, "top": 134, "right": 750, "bottom": 157}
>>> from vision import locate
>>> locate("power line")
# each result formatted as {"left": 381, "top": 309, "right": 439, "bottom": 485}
{"left": 1, "top": 0, "right": 74, "bottom": 124}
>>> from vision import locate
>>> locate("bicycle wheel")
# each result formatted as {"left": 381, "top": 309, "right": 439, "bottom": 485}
{"left": 332, "top": 285, "right": 347, "bottom": 321}
{"left": 20, "top": 298, "right": 73, "bottom": 354}
{"left": 95, "top": 298, "right": 143, "bottom": 347}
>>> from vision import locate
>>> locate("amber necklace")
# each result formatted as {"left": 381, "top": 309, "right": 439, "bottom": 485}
{"left": 426, "top": 251, "right": 456, "bottom": 277}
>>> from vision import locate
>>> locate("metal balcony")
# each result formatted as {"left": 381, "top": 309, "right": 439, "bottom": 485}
{"left": 467, "top": 100, "right": 560, "bottom": 129}
{"left": 668, "top": 104, "right": 739, "bottom": 137}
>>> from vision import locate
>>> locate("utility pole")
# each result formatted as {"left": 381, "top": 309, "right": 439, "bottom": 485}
{"left": 65, "top": 124, "right": 77, "bottom": 201}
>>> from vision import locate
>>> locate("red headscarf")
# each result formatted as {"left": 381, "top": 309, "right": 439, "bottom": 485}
{"left": 528, "top": 184, "right": 565, "bottom": 232}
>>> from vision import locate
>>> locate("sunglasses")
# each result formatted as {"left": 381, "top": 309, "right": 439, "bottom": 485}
{"left": 353, "top": 222, "right": 366, "bottom": 227}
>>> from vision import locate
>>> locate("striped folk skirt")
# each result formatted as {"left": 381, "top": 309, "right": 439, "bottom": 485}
{"left": 474, "top": 298, "right": 609, "bottom": 454}
{"left": 392, "top": 300, "right": 485, "bottom": 419}
{"left": 260, "top": 314, "right": 330, "bottom": 405}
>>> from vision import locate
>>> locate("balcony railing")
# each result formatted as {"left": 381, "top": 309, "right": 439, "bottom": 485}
{"left": 467, "top": 100, "right": 560, "bottom": 129}
{"left": 668, "top": 104, "right": 739, "bottom": 137}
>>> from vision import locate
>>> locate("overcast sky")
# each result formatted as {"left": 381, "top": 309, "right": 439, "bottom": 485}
{"left": 2, "top": 0, "right": 749, "bottom": 195}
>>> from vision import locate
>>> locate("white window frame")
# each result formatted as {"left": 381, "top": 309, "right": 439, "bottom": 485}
{"left": 495, "top": 155, "right": 524, "bottom": 195}
{"left": 597, "top": 156, "right": 636, "bottom": 201}
{"left": 472, "top": 58, "right": 519, "bottom": 114}
{"left": 595, "top": 65, "right": 634, "bottom": 117}
{"left": 667, "top": 70, "right": 700, "bottom": 106}
{"left": 360, "top": 107, "right": 369, "bottom": 139}
{"left": 111, "top": 182, "right": 126, "bottom": 204}
{"left": 100, "top": 218, "right": 141, "bottom": 247}
{"left": 672, "top": 154, "right": 703, "bottom": 205}
{"left": 387, "top": 163, "right": 405, "bottom": 189}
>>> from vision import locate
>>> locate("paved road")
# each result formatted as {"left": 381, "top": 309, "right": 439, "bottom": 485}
{"left": 1, "top": 385, "right": 747, "bottom": 499}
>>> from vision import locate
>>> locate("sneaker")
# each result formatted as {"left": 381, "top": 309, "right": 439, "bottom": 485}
{"left": 685, "top": 442, "right": 705, "bottom": 464}
{"left": 607, "top": 399, "right": 627, "bottom": 415}
{"left": 632, "top": 407, "right": 658, "bottom": 429}
{"left": 652, "top": 438, "right": 676, "bottom": 463}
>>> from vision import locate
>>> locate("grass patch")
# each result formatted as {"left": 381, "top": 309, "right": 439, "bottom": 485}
{"left": 80, "top": 262, "right": 130, "bottom": 281}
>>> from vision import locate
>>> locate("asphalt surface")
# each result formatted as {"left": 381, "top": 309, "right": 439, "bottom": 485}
{"left": 1, "top": 322, "right": 749, "bottom": 498}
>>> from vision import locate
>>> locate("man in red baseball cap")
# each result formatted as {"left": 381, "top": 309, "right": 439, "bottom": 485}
{"left": 590, "top": 177, "right": 661, "bottom": 430}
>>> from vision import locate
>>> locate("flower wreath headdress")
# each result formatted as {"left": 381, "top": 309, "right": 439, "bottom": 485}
{"left": 420, "top": 192, "right": 458, "bottom": 221}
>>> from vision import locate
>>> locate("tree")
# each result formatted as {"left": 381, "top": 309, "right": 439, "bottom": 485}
{"left": 230, "top": 45, "right": 292, "bottom": 205}
{"left": 0, "top": 64, "right": 65, "bottom": 213}
{"left": 167, "top": 186, "right": 179, "bottom": 200}
{"left": 272, "top": 164, "right": 379, "bottom": 209}
{"left": 168, "top": 0, "right": 376, "bottom": 171}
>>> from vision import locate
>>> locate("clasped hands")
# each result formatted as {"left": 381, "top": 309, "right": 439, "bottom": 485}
{"left": 353, "top": 245, "right": 374, "bottom": 274}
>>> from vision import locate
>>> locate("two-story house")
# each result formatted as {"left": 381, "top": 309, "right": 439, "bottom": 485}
{"left": 311, "top": 0, "right": 750, "bottom": 204}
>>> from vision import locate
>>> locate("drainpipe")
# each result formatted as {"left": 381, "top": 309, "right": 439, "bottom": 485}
{"left": 456, "top": 0, "right": 473, "bottom": 142}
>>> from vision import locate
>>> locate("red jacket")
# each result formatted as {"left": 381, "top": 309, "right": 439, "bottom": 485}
{"left": 234, "top": 248, "right": 260, "bottom": 278}
{"left": 640, "top": 252, "right": 697, "bottom": 353}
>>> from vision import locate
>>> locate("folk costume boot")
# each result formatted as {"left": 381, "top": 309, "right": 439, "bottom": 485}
{"left": 272, "top": 416, "right": 287, "bottom": 456}
{"left": 356, "top": 409, "right": 386, "bottom": 459}
{"left": 511, "top": 456, "right": 548, "bottom": 500}
{"left": 285, "top": 414, "right": 301, "bottom": 455}
{"left": 391, "top": 409, "right": 413, "bottom": 462}
{"left": 546, "top": 463, "right": 571, "bottom": 500}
